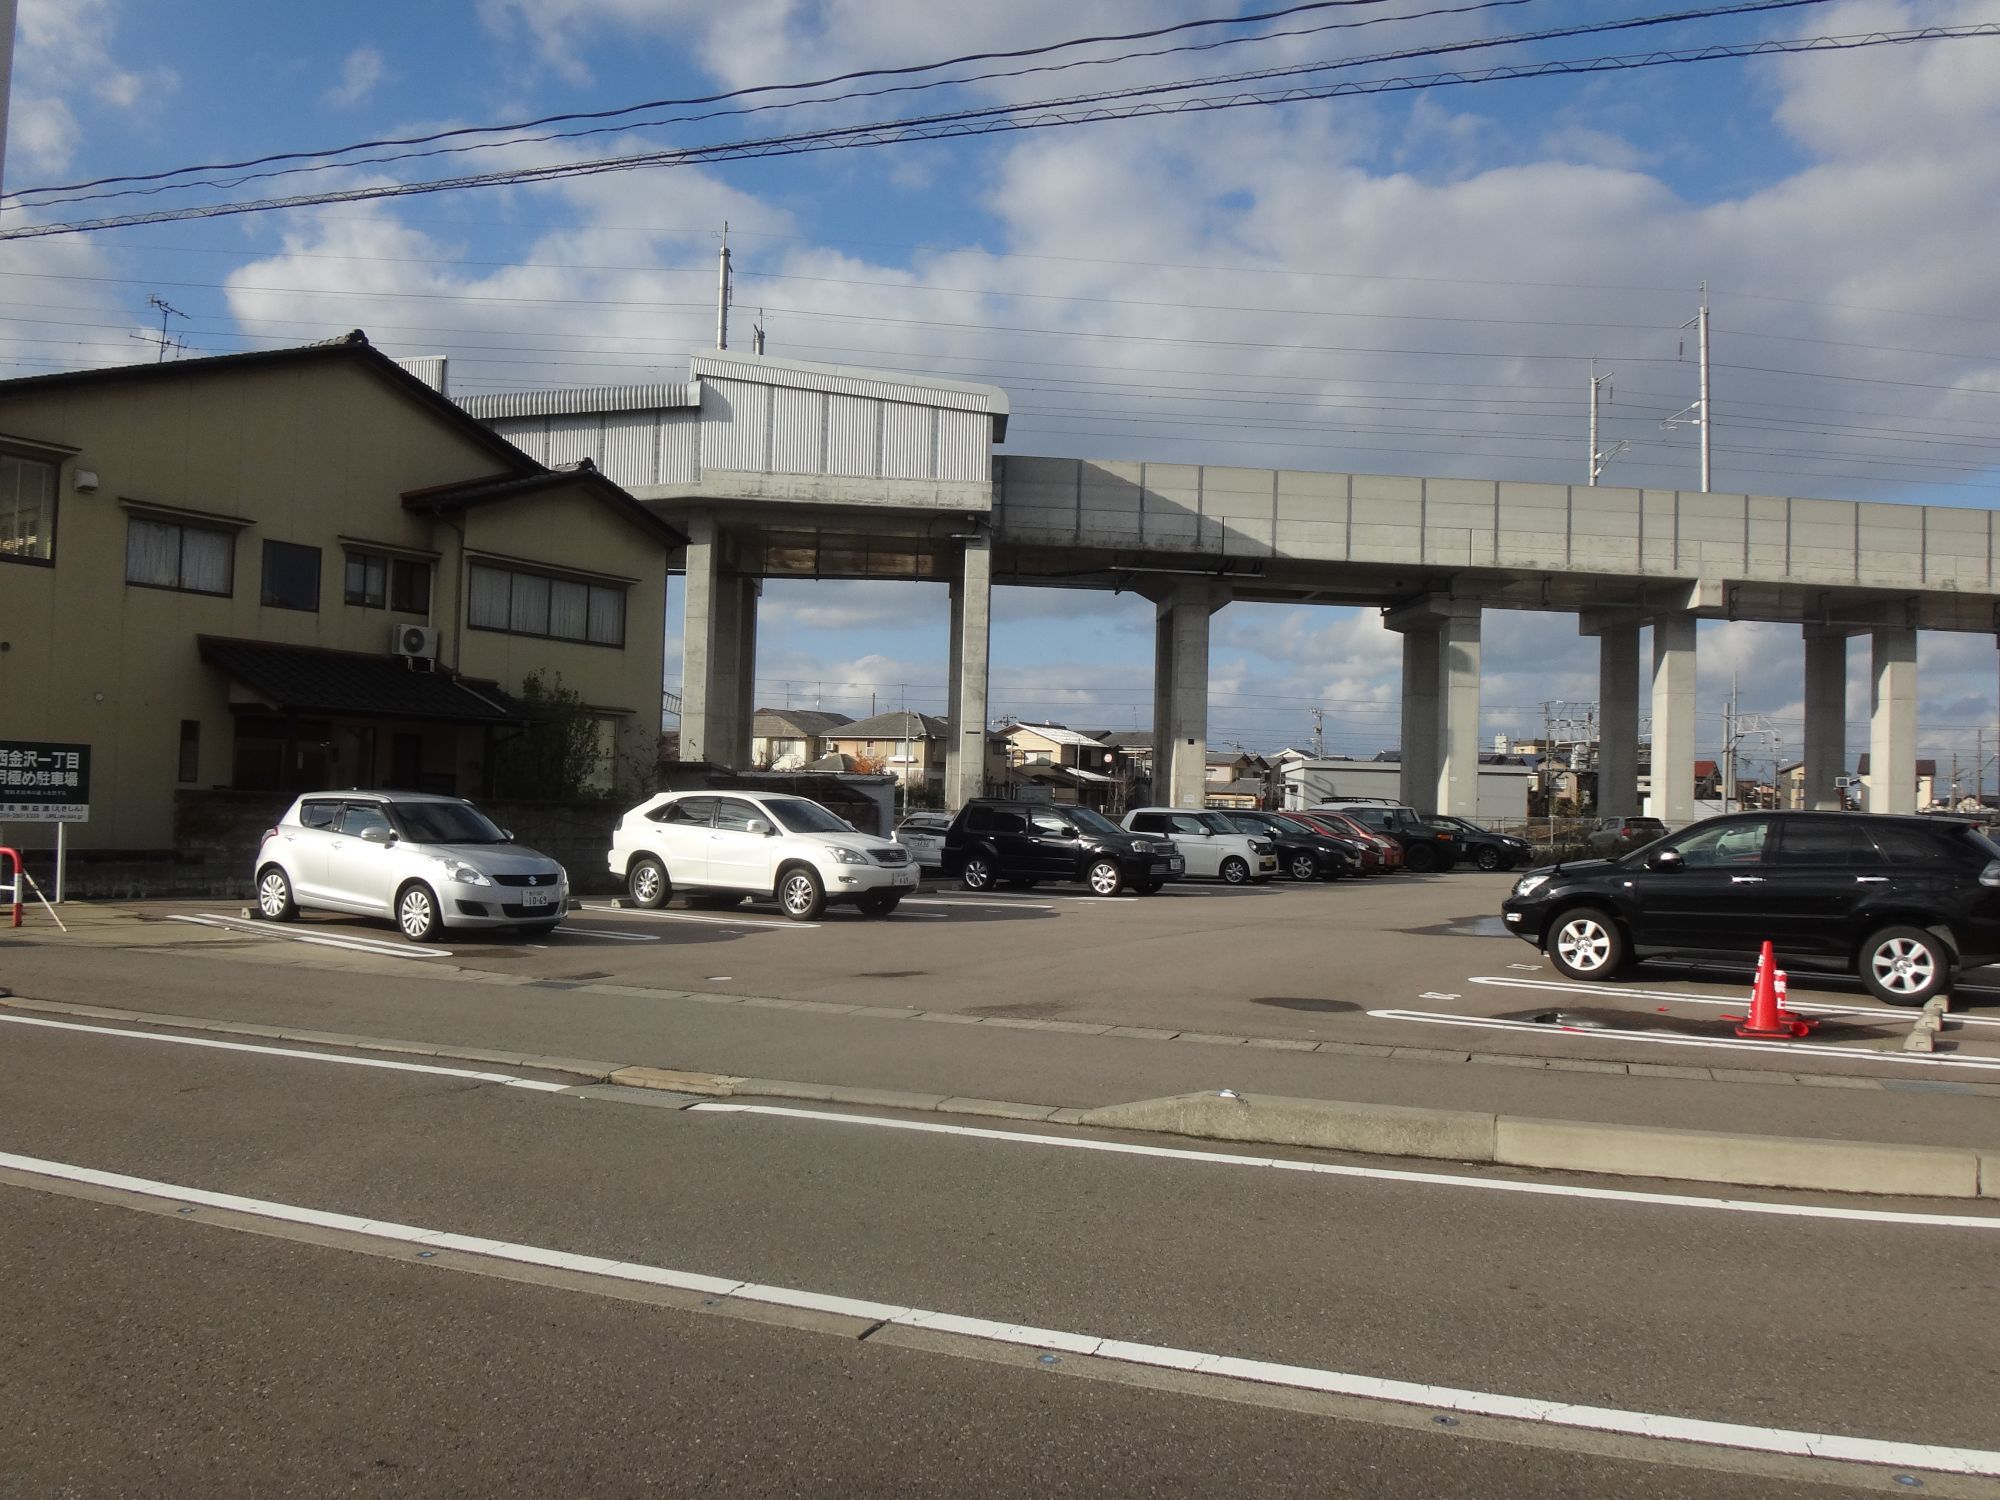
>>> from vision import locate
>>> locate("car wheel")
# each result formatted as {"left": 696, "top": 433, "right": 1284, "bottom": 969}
{"left": 1546, "top": 907, "right": 1625, "bottom": 981}
{"left": 1859, "top": 925, "right": 1949, "bottom": 1007}
{"left": 256, "top": 865, "right": 298, "bottom": 921}
{"left": 961, "top": 851, "right": 997, "bottom": 891}
{"left": 1086, "top": 859, "right": 1124, "bottom": 897}
{"left": 778, "top": 866, "right": 826, "bottom": 921}
{"left": 857, "top": 891, "right": 901, "bottom": 917}
{"left": 397, "top": 882, "right": 444, "bottom": 943}
{"left": 1288, "top": 853, "right": 1318, "bottom": 881}
{"left": 1404, "top": 843, "right": 1437, "bottom": 873}
{"left": 1474, "top": 846, "right": 1502, "bottom": 871}
{"left": 517, "top": 920, "right": 562, "bottom": 937}
{"left": 1219, "top": 856, "right": 1249, "bottom": 886}
{"left": 627, "top": 855, "right": 670, "bottom": 909}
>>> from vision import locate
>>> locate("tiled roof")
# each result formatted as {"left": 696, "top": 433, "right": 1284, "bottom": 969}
{"left": 753, "top": 708, "right": 854, "bottom": 736}
{"left": 834, "top": 710, "right": 948, "bottom": 739}
{"left": 198, "top": 637, "right": 526, "bottom": 724}
{"left": 1002, "top": 721, "right": 1102, "bottom": 747}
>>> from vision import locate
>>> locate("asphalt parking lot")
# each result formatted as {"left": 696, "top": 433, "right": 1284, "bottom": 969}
{"left": 80, "top": 869, "right": 2000, "bottom": 1083}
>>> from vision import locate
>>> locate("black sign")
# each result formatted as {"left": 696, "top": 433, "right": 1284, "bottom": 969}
{"left": 0, "top": 741, "right": 91, "bottom": 822}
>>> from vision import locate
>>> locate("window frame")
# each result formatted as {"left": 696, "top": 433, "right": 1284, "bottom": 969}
{"left": 124, "top": 514, "right": 236, "bottom": 597}
{"left": 0, "top": 451, "right": 60, "bottom": 568}
{"left": 260, "top": 539, "right": 323, "bottom": 613}
{"left": 466, "top": 561, "right": 626, "bottom": 648}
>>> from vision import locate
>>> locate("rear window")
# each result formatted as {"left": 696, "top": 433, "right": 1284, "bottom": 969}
{"left": 1867, "top": 821, "right": 1971, "bottom": 867}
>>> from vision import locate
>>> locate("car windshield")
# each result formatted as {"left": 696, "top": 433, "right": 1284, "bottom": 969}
{"left": 1193, "top": 812, "right": 1239, "bottom": 834}
{"left": 1067, "top": 806, "right": 1127, "bottom": 837}
{"left": 391, "top": 801, "right": 507, "bottom": 844}
{"left": 763, "top": 797, "right": 854, "bottom": 835}
{"left": 1268, "top": 814, "right": 1317, "bottom": 836}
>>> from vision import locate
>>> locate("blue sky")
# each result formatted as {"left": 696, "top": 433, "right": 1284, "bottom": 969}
{"left": 8, "top": 1, "right": 2000, "bottom": 785}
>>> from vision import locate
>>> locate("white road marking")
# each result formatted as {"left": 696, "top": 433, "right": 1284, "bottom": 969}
{"left": 537, "top": 928, "right": 662, "bottom": 943}
{"left": 578, "top": 902, "right": 817, "bottom": 931}
{"left": 0, "top": 1013, "right": 569, "bottom": 1091}
{"left": 689, "top": 1103, "right": 2000, "bottom": 1231}
{"left": 1468, "top": 974, "right": 2000, "bottom": 1028}
{"left": 2, "top": 1151, "right": 1992, "bottom": 1478}
{"left": 171, "top": 914, "right": 450, "bottom": 959}
{"left": 900, "top": 897, "right": 1055, "bottom": 911}
{"left": 1370, "top": 1008, "right": 2000, "bottom": 1074}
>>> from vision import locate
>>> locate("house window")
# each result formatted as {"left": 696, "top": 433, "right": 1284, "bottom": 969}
{"left": 178, "top": 720, "right": 200, "bottom": 783}
{"left": 261, "top": 540, "right": 321, "bottom": 611}
{"left": 0, "top": 453, "right": 57, "bottom": 564}
{"left": 467, "top": 562, "right": 626, "bottom": 646}
{"left": 126, "top": 516, "right": 234, "bottom": 595}
{"left": 344, "top": 550, "right": 432, "bottom": 613}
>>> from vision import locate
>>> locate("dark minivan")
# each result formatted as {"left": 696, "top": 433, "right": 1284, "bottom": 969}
{"left": 942, "top": 799, "right": 1184, "bottom": 896}
{"left": 1501, "top": 810, "right": 2000, "bottom": 1005}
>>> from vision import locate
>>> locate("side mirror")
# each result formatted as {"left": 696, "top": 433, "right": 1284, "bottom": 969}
{"left": 359, "top": 826, "right": 395, "bottom": 846}
{"left": 1646, "top": 848, "right": 1683, "bottom": 872}
{"left": 500, "top": 828, "right": 516, "bottom": 842}
{"left": 746, "top": 818, "right": 773, "bottom": 837}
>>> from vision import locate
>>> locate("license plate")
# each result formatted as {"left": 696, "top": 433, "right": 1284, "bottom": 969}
{"left": 895, "top": 871, "right": 916, "bottom": 887}
{"left": 1167, "top": 857, "right": 1184, "bottom": 872}
{"left": 521, "top": 887, "right": 553, "bottom": 908}
{"left": 1259, "top": 857, "right": 1277, "bottom": 871}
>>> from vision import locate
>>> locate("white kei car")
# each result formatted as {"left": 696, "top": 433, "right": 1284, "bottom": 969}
{"left": 1119, "top": 807, "right": 1277, "bottom": 884}
{"left": 254, "top": 791, "right": 569, "bottom": 942}
{"left": 608, "top": 789, "right": 918, "bottom": 920}
{"left": 892, "top": 811, "right": 953, "bottom": 870}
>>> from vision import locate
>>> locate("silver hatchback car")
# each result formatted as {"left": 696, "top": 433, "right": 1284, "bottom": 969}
{"left": 254, "top": 791, "right": 569, "bottom": 941}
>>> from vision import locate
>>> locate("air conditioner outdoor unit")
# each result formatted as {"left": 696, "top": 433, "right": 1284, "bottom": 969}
{"left": 391, "top": 624, "right": 439, "bottom": 661}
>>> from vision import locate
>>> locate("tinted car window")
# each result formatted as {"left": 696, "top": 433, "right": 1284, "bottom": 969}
{"left": 394, "top": 801, "right": 506, "bottom": 843}
{"left": 712, "top": 797, "right": 761, "bottom": 832}
{"left": 339, "top": 803, "right": 393, "bottom": 838}
{"left": 298, "top": 799, "right": 339, "bottom": 830}
{"left": 652, "top": 797, "right": 714, "bottom": 826}
{"left": 1770, "top": 818, "right": 1866, "bottom": 867}
{"left": 1169, "top": 814, "right": 1209, "bottom": 835}
{"left": 1130, "top": 812, "right": 1166, "bottom": 832}
{"left": 1867, "top": 822, "right": 1960, "bottom": 866}
{"left": 1666, "top": 818, "right": 1769, "bottom": 867}
{"left": 1068, "top": 807, "right": 1128, "bottom": 837}
{"left": 1029, "top": 810, "right": 1072, "bottom": 835}
{"left": 965, "top": 806, "right": 993, "bottom": 833}
{"left": 987, "top": 808, "right": 1026, "bottom": 834}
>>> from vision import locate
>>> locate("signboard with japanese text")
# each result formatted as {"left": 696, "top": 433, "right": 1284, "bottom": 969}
{"left": 0, "top": 741, "right": 91, "bottom": 822}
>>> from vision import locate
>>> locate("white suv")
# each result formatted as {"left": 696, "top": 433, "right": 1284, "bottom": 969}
{"left": 255, "top": 792, "right": 569, "bottom": 942}
{"left": 1120, "top": 807, "right": 1277, "bottom": 884}
{"left": 609, "top": 790, "right": 918, "bottom": 920}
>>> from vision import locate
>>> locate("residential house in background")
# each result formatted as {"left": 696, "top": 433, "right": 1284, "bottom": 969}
{"left": 0, "top": 332, "right": 679, "bottom": 856}
{"left": 750, "top": 707, "right": 852, "bottom": 771}
{"left": 1203, "top": 750, "right": 1271, "bottom": 809}
{"left": 1855, "top": 754, "right": 1937, "bottom": 811}
{"left": 825, "top": 710, "right": 948, "bottom": 793}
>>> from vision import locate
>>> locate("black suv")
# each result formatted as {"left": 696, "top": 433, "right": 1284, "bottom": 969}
{"left": 1319, "top": 802, "right": 1459, "bottom": 872}
{"left": 1501, "top": 810, "right": 2000, "bottom": 1005}
{"left": 942, "top": 800, "right": 1185, "bottom": 896}
{"left": 1430, "top": 816, "right": 1534, "bottom": 871}
{"left": 1215, "top": 810, "right": 1360, "bottom": 880}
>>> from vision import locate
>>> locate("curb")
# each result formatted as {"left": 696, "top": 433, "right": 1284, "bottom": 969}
{"left": 5, "top": 994, "right": 1996, "bottom": 1201}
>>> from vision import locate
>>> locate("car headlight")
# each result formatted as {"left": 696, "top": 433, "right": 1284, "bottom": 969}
{"left": 830, "top": 846, "right": 869, "bottom": 865}
{"left": 436, "top": 858, "right": 491, "bottom": 886}
{"left": 1130, "top": 839, "right": 1151, "bottom": 853}
{"left": 1512, "top": 873, "right": 1549, "bottom": 898}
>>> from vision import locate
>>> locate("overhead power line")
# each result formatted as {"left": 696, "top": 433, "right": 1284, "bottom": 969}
{"left": 5, "top": 7, "right": 1935, "bottom": 242}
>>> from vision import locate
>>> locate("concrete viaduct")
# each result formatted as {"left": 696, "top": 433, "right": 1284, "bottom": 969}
{"left": 457, "top": 350, "right": 2000, "bottom": 822}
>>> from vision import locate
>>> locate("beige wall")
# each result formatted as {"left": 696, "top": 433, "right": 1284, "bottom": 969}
{"left": 0, "top": 357, "right": 669, "bottom": 853}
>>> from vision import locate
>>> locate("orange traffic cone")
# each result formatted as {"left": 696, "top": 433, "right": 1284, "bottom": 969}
{"left": 1729, "top": 941, "right": 1811, "bottom": 1039}
{"left": 1772, "top": 966, "right": 1816, "bottom": 1031}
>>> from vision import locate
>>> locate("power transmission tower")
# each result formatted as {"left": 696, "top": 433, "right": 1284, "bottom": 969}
{"left": 132, "top": 295, "right": 188, "bottom": 362}
{"left": 1661, "top": 283, "right": 1712, "bottom": 492}
{"left": 1308, "top": 707, "right": 1325, "bottom": 757}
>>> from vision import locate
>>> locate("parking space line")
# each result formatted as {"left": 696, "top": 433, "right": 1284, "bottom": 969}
{"left": 5, "top": 1151, "right": 1994, "bottom": 1478}
{"left": 0, "top": 1013, "right": 569, "bottom": 1090}
{"left": 537, "top": 928, "right": 662, "bottom": 943}
{"left": 577, "top": 903, "right": 818, "bottom": 931}
{"left": 1468, "top": 975, "right": 2000, "bottom": 1028}
{"left": 1371, "top": 1008, "right": 2000, "bottom": 1073}
{"left": 900, "top": 897, "right": 1054, "bottom": 911}
{"left": 169, "top": 914, "right": 450, "bottom": 959}
{"left": 688, "top": 1102, "right": 2000, "bottom": 1229}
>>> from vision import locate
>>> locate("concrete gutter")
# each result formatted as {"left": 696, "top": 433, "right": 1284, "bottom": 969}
{"left": 7, "top": 995, "right": 1997, "bottom": 1201}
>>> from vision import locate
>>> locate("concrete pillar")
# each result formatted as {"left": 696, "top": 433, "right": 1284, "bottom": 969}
{"left": 1152, "top": 582, "right": 1227, "bottom": 808}
{"left": 1646, "top": 613, "right": 1697, "bottom": 824}
{"left": 1594, "top": 624, "right": 1641, "bottom": 818}
{"left": 1396, "top": 627, "right": 1439, "bottom": 813}
{"left": 945, "top": 535, "right": 991, "bottom": 810}
{"left": 1868, "top": 626, "right": 1918, "bottom": 814}
{"left": 1435, "top": 605, "right": 1482, "bottom": 816}
{"left": 1802, "top": 627, "right": 1849, "bottom": 811}
{"left": 679, "top": 512, "right": 756, "bottom": 768}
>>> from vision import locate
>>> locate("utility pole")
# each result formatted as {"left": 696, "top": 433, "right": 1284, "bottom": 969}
{"left": 752, "top": 309, "right": 766, "bottom": 356}
{"left": 1662, "top": 283, "right": 1713, "bottom": 492}
{"left": 715, "top": 222, "right": 732, "bottom": 351}
{"left": 0, "top": 0, "right": 17, "bottom": 199}
{"left": 1309, "top": 707, "right": 1325, "bottom": 758}
{"left": 1588, "top": 360, "right": 1628, "bottom": 485}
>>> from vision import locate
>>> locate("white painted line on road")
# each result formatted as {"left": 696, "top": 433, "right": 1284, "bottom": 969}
{"left": 578, "top": 902, "right": 818, "bottom": 931}
{"left": 1371, "top": 1008, "right": 2000, "bottom": 1074}
{"left": 171, "top": 914, "right": 451, "bottom": 959}
{"left": 687, "top": 1103, "right": 2000, "bottom": 1231}
{"left": 1468, "top": 974, "right": 2000, "bottom": 1028}
{"left": 3, "top": 1149, "right": 1993, "bottom": 1479}
{"left": 900, "top": 897, "right": 1055, "bottom": 911}
{"left": 537, "top": 928, "right": 662, "bottom": 943}
{"left": 0, "top": 1013, "right": 569, "bottom": 1091}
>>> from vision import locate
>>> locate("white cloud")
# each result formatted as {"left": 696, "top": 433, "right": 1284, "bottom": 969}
{"left": 13, "top": 0, "right": 176, "bottom": 177}
{"left": 325, "top": 46, "right": 387, "bottom": 110}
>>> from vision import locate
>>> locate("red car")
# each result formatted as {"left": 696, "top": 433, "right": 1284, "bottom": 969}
{"left": 1293, "top": 810, "right": 1403, "bottom": 873}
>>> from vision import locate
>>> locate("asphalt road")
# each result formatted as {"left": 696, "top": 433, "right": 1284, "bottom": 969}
{"left": 4, "top": 1015, "right": 1996, "bottom": 1496}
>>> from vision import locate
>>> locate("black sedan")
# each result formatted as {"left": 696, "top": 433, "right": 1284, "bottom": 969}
{"left": 1429, "top": 816, "right": 1534, "bottom": 870}
{"left": 1500, "top": 810, "right": 2000, "bottom": 1006}
{"left": 1215, "top": 809, "right": 1361, "bottom": 880}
